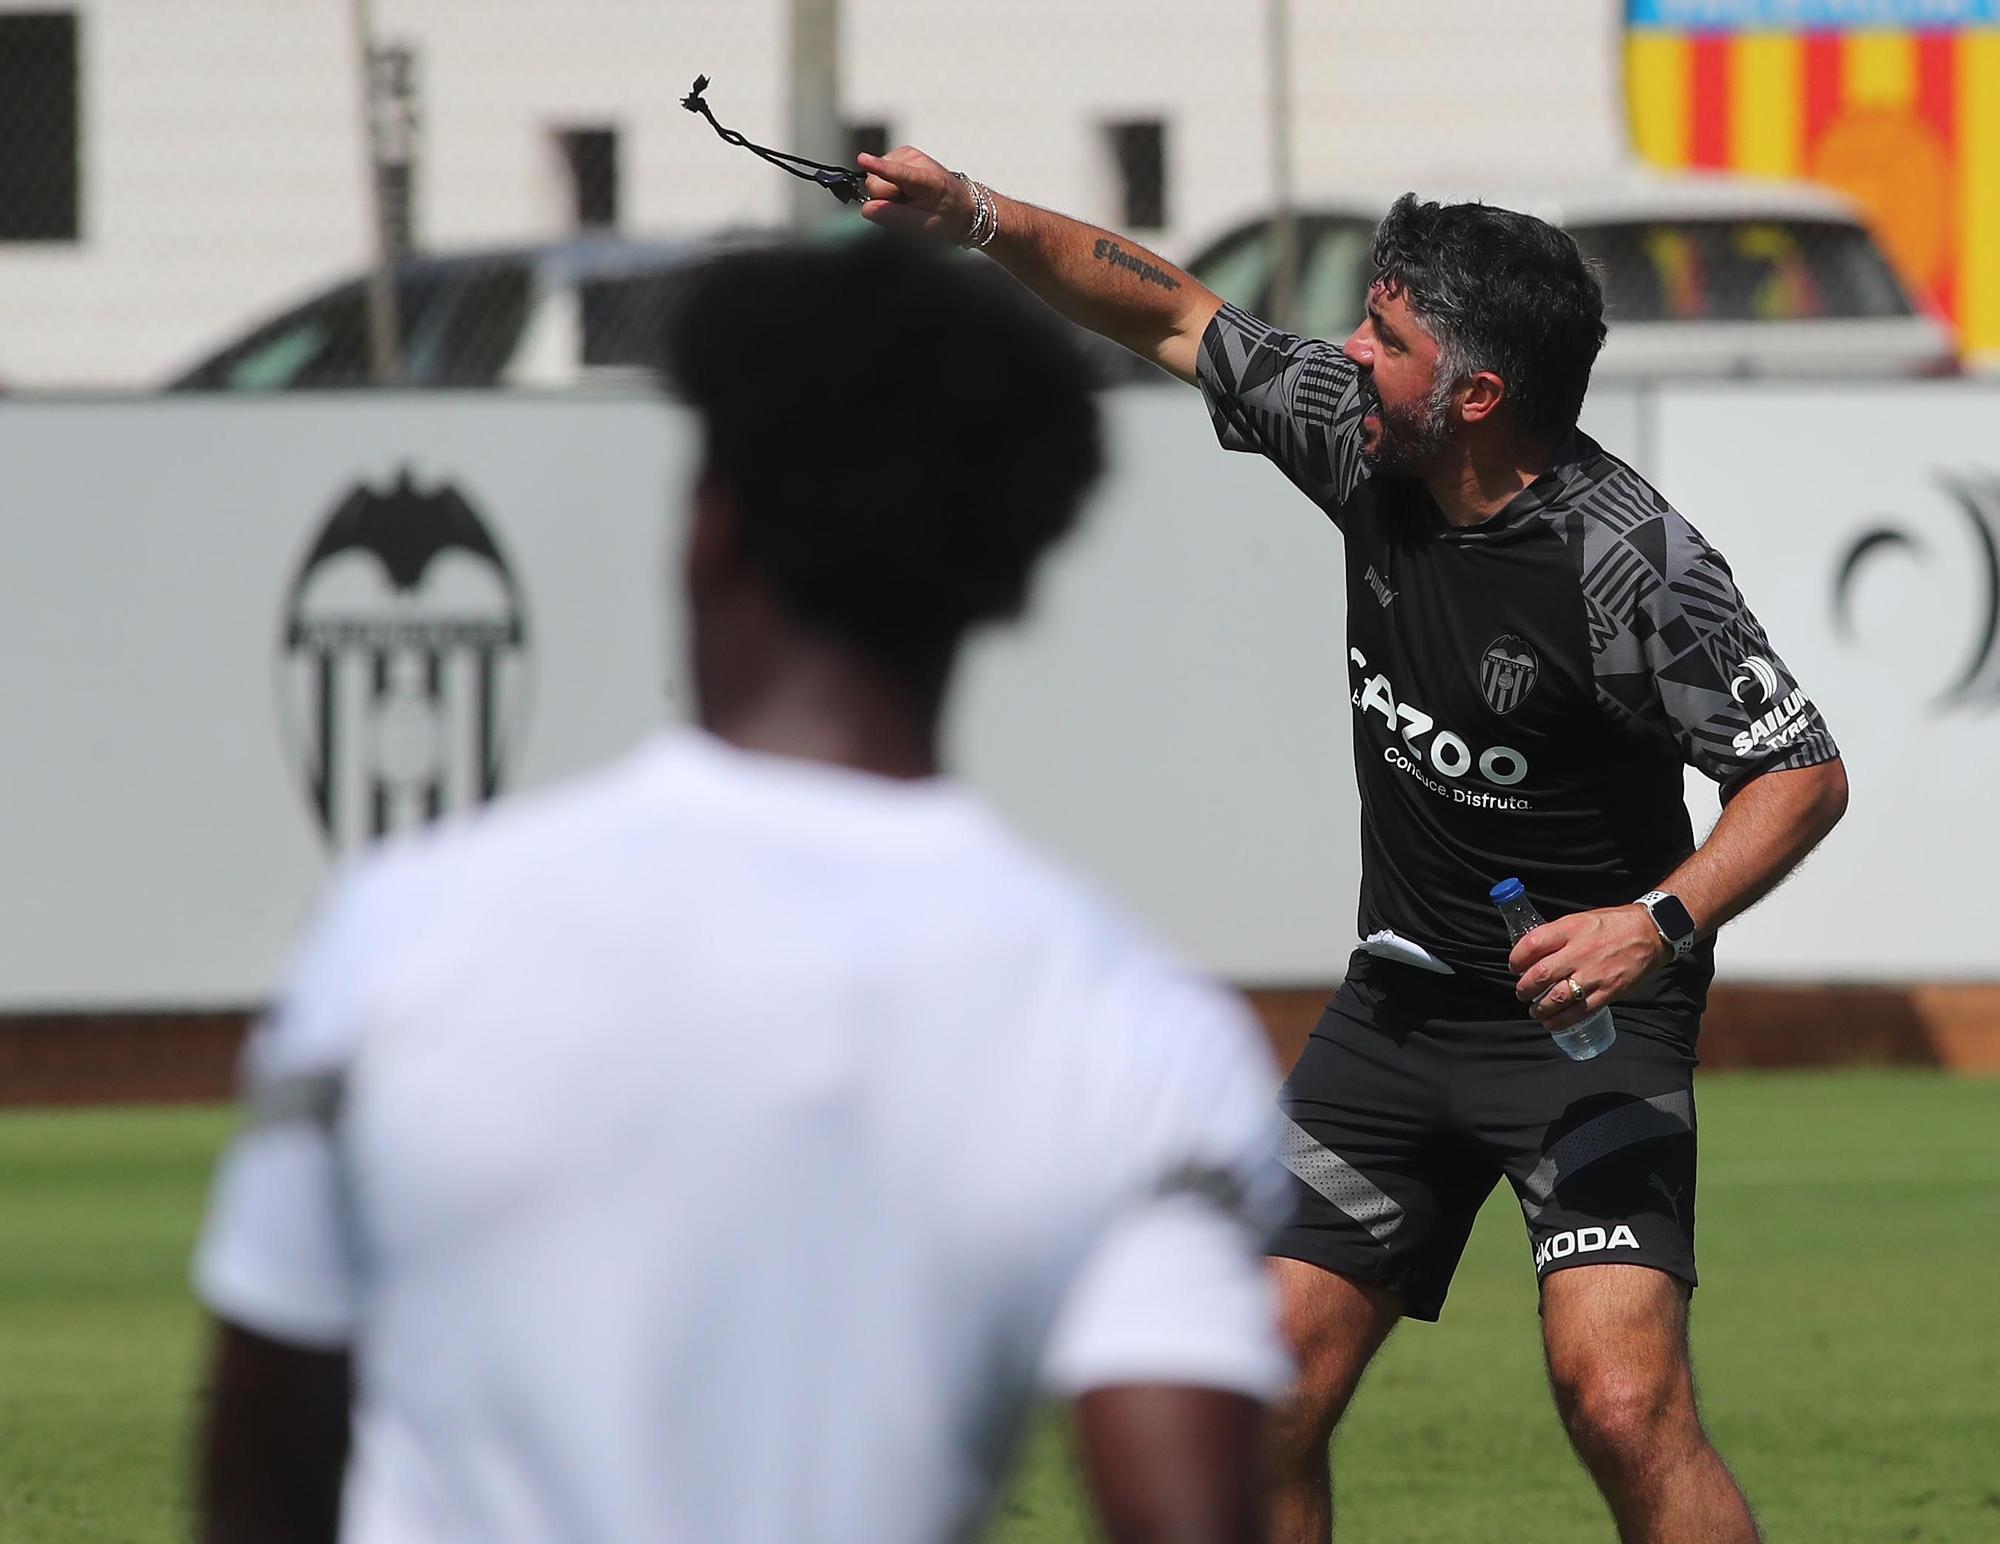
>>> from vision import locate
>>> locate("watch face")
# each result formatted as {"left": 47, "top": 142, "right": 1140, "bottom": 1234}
{"left": 1649, "top": 894, "right": 1697, "bottom": 945}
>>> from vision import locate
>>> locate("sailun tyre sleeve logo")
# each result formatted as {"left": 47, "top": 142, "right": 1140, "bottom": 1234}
{"left": 1728, "top": 654, "right": 1782, "bottom": 707}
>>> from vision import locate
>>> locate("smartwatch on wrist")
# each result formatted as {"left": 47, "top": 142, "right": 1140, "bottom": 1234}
{"left": 1635, "top": 891, "right": 1698, "bottom": 962}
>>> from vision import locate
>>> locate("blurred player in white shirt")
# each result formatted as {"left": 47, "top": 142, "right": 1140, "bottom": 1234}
{"left": 192, "top": 239, "right": 1291, "bottom": 1544}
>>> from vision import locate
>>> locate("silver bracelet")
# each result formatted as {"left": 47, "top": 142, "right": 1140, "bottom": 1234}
{"left": 953, "top": 171, "right": 982, "bottom": 246}
{"left": 972, "top": 180, "right": 999, "bottom": 248}
{"left": 956, "top": 171, "right": 988, "bottom": 248}
{"left": 954, "top": 171, "right": 999, "bottom": 250}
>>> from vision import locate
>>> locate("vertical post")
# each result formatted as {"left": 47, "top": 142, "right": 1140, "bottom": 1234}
{"left": 788, "top": 0, "right": 841, "bottom": 233}
{"left": 350, "top": 0, "right": 400, "bottom": 382}
{"left": 1267, "top": 0, "right": 1298, "bottom": 330}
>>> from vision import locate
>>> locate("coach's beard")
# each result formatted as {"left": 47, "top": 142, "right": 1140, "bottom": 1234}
{"left": 1359, "top": 374, "right": 1455, "bottom": 474}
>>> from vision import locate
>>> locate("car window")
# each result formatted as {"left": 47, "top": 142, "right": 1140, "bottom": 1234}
{"left": 1187, "top": 223, "right": 1276, "bottom": 313}
{"left": 219, "top": 311, "right": 349, "bottom": 389}
{"left": 1571, "top": 219, "right": 1914, "bottom": 324}
{"left": 206, "top": 283, "right": 374, "bottom": 389}
{"left": 407, "top": 267, "right": 533, "bottom": 385}
{"left": 579, "top": 273, "right": 681, "bottom": 368}
{"left": 1294, "top": 221, "right": 1374, "bottom": 343}
{"left": 188, "top": 265, "right": 531, "bottom": 388}
{"left": 1186, "top": 215, "right": 1376, "bottom": 339}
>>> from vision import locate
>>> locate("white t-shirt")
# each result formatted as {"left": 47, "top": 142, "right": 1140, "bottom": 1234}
{"left": 195, "top": 730, "right": 1289, "bottom": 1544}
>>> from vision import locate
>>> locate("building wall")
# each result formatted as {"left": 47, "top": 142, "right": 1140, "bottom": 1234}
{"left": 0, "top": 2, "right": 366, "bottom": 387}
{"left": 0, "top": 0, "right": 1628, "bottom": 388}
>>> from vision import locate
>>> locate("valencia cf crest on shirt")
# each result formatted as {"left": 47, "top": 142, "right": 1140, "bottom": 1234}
{"left": 1480, "top": 635, "right": 1538, "bottom": 716}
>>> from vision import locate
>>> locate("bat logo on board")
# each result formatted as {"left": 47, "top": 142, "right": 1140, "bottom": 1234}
{"left": 278, "top": 469, "right": 531, "bottom": 851}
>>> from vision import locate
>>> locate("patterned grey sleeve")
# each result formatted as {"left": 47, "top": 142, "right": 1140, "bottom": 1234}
{"left": 1195, "top": 303, "right": 1370, "bottom": 522}
{"left": 1580, "top": 494, "right": 1839, "bottom": 785}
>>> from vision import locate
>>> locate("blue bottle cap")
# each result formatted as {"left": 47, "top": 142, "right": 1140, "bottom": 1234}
{"left": 1489, "top": 877, "right": 1526, "bottom": 903}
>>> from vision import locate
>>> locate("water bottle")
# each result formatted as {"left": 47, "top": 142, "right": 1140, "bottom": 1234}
{"left": 1489, "top": 878, "right": 1617, "bottom": 1061}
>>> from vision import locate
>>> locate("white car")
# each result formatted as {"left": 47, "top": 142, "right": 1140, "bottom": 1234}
{"left": 167, "top": 235, "right": 732, "bottom": 392}
{"left": 1185, "top": 170, "right": 1956, "bottom": 379}
{"left": 166, "top": 232, "right": 1161, "bottom": 392}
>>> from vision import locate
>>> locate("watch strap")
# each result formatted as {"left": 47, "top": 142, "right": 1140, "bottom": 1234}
{"left": 1636, "top": 890, "right": 1697, "bottom": 960}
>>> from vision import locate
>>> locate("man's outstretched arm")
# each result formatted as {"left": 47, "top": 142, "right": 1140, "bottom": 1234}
{"left": 857, "top": 147, "right": 1222, "bottom": 383}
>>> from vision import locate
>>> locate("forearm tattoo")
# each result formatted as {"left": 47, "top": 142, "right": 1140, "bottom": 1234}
{"left": 1092, "top": 238, "right": 1180, "bottom": 292}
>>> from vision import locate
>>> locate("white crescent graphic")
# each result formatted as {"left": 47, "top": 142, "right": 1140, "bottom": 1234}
{"left": 1730, "top": 655, "right": 1780, "bottom": 706}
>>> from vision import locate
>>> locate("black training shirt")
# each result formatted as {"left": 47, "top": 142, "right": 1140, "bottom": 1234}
{"left": 1196, "top": 304, "right": 1839, "bottom": 1023}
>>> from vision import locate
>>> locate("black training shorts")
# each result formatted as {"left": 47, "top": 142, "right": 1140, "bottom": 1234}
{"left": 1272, "top": 952, "right": 1699, "bottom": 1322}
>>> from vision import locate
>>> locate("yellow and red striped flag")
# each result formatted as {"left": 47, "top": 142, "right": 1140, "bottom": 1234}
{"left": 1626, "top": 0, "right": 2000, "bottom": 363}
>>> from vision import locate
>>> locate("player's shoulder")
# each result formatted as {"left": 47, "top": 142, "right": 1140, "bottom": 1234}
{"left": 248, "top": 833, "right": 457, "bottom": 1081}
{"left": 370, "top": 731, "right": 696, "bottom": 884}
{"left": 968, "top": 825, "right": 1261, "bottom": 1047}
{"left": 1550, "top": 433, "right": 1736, "bottom": 592}
{"left": 1202, "top": 302, "right": 1353, "bottom": 390}
{"left": 963, "top": 819, "right": 1164, "bottom": 957}
{"left": 268, "top": 744, "right": 671, "bottom": 1036}
{"left": 1014, "top": 847, "right": 1270, "bottom": 1104}
{"left": 953, "top": 822, "right": 1152, "bottom": 974}
{"left": 319, "top": 778, "right": 603, "bottom": 940}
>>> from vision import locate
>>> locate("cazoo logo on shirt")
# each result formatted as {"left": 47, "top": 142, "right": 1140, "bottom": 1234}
{"left": 1349, "top": 648, "right": 1532, "bottom": 810}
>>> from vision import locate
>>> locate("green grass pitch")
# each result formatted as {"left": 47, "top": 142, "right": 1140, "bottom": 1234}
{"left": 3, "top": 1072, "right": 1996, "bottom": 1542}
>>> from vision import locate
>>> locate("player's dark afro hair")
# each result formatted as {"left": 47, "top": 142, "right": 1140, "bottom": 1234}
{"left": 661, "top": 236, "right": 1104, "bottom": 678}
